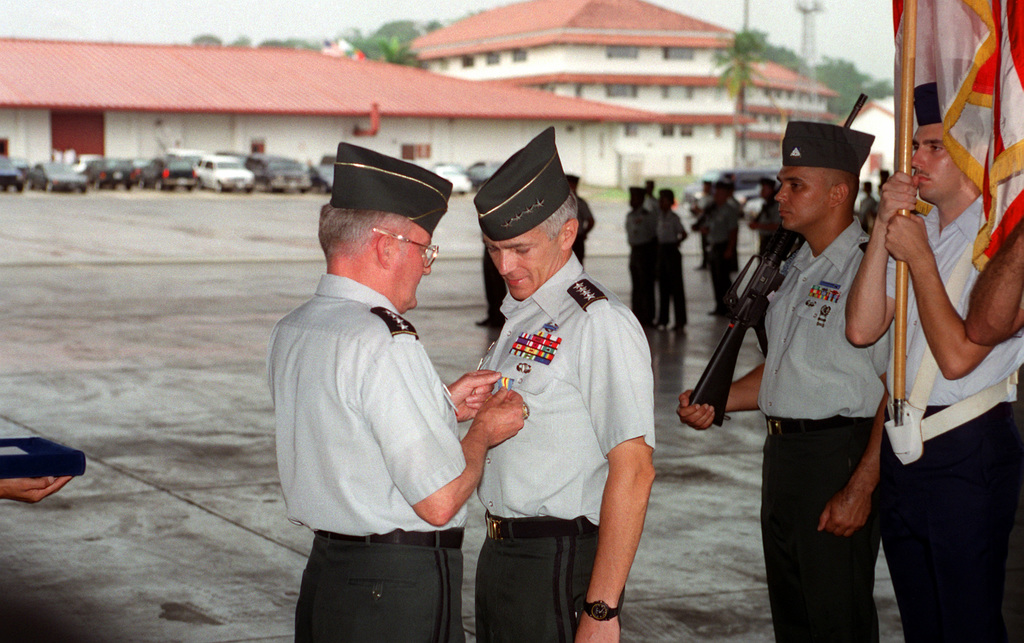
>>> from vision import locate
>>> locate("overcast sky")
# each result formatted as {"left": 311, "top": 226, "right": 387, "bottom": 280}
{"left": 2, "top": 0, "right": 896, "bottom": 84}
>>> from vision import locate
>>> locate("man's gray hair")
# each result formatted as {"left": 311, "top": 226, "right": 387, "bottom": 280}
{"left": 538, "top": 192, "right": 577, "bottom": 240}
{"left": 318, "top": 203, "right": 408, "bottom": 260}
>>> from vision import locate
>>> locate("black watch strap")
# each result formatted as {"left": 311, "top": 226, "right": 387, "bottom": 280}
{"left": 583, "top": 599, "right": 620, "bottom": 621}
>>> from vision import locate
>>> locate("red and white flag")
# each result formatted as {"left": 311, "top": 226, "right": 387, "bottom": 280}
{"left": 981, "top": 0, "right": 1024, "bottom": 261}
{"left": 894, "top": 0, "right": 1024, "bottom": 264}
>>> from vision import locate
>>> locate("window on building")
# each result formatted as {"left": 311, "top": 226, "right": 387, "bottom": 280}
{"left": 486, "top": 52, "right": 500, "bottom": 65}
{"left": 0, "top": 139, "right": 7, "bottom": 156}
{"left": 606, "top": 46, "right": 639, "bottom": 59}
{"left": 679, "top": 125, "right": 694, "bottom": 137}
{"left": 250, "top": 139, "right": 265, "bottom": 154}
{"left": 606, "top": 84, "right": 638, "bottom": 98}
{"left": 685, "top": 87, "right": 695, "bottom": 99}
{"left": 661, "top": 124, "right": 674, "bottom": 137}
{"left": 714, "top": 125, "right": 722, "bottom": 137}
{"left": 663, "top": 47, "right": 694, "bottom": 60}
{"left": 438, "top": 59, "right": 449, "bottom": 71}
{"left": 624, "top": 123, "right": 640, "bottom": 137}
{"left": 662, "top": 86, "right": 670, "bottom": 99}
{"left": 462, "top": 55, "right": 475, "bottom": 68}
{"left": 575, "top": 84, "right": 584, "bottom": 97}
{"left": 401, "top": 144, "right": 432, "bottom": 160}
{"left": 512, "top": 49, "right": 527, "bottom": 62}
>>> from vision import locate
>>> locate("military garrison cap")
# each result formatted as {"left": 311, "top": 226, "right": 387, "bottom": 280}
{"left": 914, "top": 82, "right": 942, "bottom": 126}
{"left": 331, "top": 143, "right": 452, "bottom": 235}
{"left": 474, "top": 127, "right": 571, "bottom": 241}
{"left": 781, "top": 121, "right": 875, "bottom": 176}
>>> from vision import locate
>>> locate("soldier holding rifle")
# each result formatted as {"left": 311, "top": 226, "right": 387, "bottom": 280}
{"left": 677, "top": 121, "right": 889, "bottom": 642}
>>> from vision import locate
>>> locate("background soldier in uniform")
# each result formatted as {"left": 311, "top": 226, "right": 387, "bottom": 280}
{"left": 678, "top": 121, "right": 888, "bottom": 642}
{"left": 472, "top": 127, "right": 656, "bottom": 643}
{"left": 625, "top": 185, "right": 657, "bottom": 326}
{"left": 268, "top": 143, "right": 524, "bottom": 642}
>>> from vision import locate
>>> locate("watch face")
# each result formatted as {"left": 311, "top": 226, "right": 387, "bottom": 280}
{"left": 590, "top": 602, "right": 609, "bottom": 620}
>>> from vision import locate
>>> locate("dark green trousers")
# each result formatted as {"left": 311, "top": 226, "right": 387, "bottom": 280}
{"left": 761, "top": 419, "right": 880, "bottom": 643}
{"left": 475, "top": 531, "right": 598, "bottom": 643}
{"left": 295, "top": 534, "right": 464, "bottom": 642}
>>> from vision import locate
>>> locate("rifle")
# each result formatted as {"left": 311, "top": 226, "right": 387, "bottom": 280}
{"left": 689, "top": 228, "right": 803, "bottom": 425}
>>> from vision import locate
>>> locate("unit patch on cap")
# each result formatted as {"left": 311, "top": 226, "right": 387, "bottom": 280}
{"left": 789, "top": 147, "right": 802, "bottom": 158}
{"left": 568, "top": 279, "right": 608, "bottom": 311}
{"left": 370, "top": 307, "right": 418, "bottom": 339}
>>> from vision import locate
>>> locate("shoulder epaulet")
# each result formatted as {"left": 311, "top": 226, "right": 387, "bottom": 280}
{"left": 370, "top": 307, "right": 418, "bottom": 339}
{"left": 567, "top": 278, "right": 608, "bottom": 311}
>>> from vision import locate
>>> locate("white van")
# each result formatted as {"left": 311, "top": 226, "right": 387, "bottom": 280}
{"left": 196, "top": 155, "right": 256, "bottom": 193}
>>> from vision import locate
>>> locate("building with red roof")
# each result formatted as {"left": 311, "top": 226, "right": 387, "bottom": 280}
{"left": 0, "top": 37, "right": 702, "bottom": 186}
{"left": 413, "top": 0, "right": 838, "bottom": 170}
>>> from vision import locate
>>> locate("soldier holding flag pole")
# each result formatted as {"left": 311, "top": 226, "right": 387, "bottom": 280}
{"left": 845, "top": 2, "right": 1024, "bottom": 639}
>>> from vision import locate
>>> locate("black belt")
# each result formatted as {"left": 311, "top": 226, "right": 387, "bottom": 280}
{"left": 485, "top": 512, "right": 598, "bottom": 541}
{"left": 766, "top": 415, "right": 872, "bottom": 436}
{"left": 314, "top": 527, "right": 464, "bottom": 549}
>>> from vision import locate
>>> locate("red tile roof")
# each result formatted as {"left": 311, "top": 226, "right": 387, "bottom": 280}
{"left": 0, "top": 38, "right": 678, "bottom": 123}
{"left": 413, "top": 0, "right": 730, "bottom": 59}
{"left": 751, "top": 61, "right": 838, "bottom": 97}
{"left": 499, "top": 73, "right": 722, "bottom": 88}
{"left": 745, "top": 104, "right": 838, "bottom": 122}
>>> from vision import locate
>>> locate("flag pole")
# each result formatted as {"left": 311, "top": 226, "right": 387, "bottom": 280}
{"left": 893, "top": 0, "right": 917, "bottom": 424}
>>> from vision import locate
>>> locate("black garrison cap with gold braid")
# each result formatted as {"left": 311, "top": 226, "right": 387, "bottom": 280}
{"left": 781, "top": 121, "right": 875, "bottom": 176}
{"left": 331, "top": 143, "right": 452, "bottom": 235}
{"left": 474, "top": 127, "right": 571, "bottom": 241}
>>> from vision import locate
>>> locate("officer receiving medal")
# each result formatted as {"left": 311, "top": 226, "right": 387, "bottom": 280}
{"left": 472, "top": 127, "right": 656, "bottom": 643}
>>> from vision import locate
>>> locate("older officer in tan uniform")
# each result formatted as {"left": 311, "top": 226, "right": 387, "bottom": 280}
{"left": 678, "top": 121, "right": 889, "bottom": 642}
{"left": 472, "top": 127, "right": 656, "bottom": 643}
{"left": 269, "top": 143, "right": 524, "bottom": 642}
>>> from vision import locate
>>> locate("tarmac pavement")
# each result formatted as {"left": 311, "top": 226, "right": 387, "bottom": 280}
{"left": 0, "top": 190, "right": 1020, "bottom": 642}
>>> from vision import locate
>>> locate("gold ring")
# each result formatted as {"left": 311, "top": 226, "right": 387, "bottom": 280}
{"left": 522, "top": 403, "right": 530, "bottom": 420}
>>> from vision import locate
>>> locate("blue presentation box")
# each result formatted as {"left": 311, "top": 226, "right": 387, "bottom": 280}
{"left": 0, "top": 437, "right": 87, "bottom": 479}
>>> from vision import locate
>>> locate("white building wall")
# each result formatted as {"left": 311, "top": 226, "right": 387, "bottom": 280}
{"left": 429, "top": 42, "right": 726, "bottom": 81}
{"left": 4, "top": 105, "right": 736, "bottom": 187}
{"left": 0, "top": 109, "right": 50, "bottom": 162}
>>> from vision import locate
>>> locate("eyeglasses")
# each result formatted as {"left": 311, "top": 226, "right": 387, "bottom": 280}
{"left": 372, "top": 227, "right": 439, "bottom": 268}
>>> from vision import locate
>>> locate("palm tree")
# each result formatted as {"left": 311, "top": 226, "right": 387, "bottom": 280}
{"left": 376, "top": 36, "right": 417, "bottom": 66}
{"left": 716, "top": 30, "right": 765, "bottom": 164}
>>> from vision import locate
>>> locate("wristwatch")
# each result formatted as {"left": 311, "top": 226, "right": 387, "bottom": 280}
{"left": 582, "top": 599, "right": 620, "bottom": 621}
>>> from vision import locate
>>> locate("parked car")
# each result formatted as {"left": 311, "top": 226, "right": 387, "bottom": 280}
{"left": 9, "top": 157, "right": 30, "bottom": 182}
{"left": 684, "top": 167, "right": 779, "bottom": 208}
{"left": 129, "top": 159, "right": 149, "bottom": 187}
{"left": 140, "top": 158, "right": 199, "bottom": 191}
{"left": 70, "top": 154, "right": 103, "bottom": 174}
{"left": 466, "top": 161, "right": 502, "bottom": 189}
{"left": 196, "top": 155, "right": 256, "bottom": 192}
{"left": 308, "top": 163, "right": 333, "bottom": 194}
{"left": 84, "top": 158, "right": 135, "bottom": 190}
{"left": 245, "top": 154, "right": 312, "bottom": 193}
{"left": 433, "top": 163, "right": 472, "bottom": 195}
{"left": 165, "top": 148, "right": 207, "bottom": 168}
{"left": 26, "top": 162, "right": 88, "bottom": 193}
{"left": 0, "top": 155, "right": 25, "bottom": 192}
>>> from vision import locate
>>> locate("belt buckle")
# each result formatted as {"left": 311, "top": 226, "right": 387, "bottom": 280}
{"left": 767, "top": 418, "right": 782, "bottom": 436}
{"left": 486, "top": 515, "right": 503, "bottom": 540}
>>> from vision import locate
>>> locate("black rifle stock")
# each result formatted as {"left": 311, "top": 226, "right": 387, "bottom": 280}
{"left": 689, "top": 228, "right": 803, "bottom": 426}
